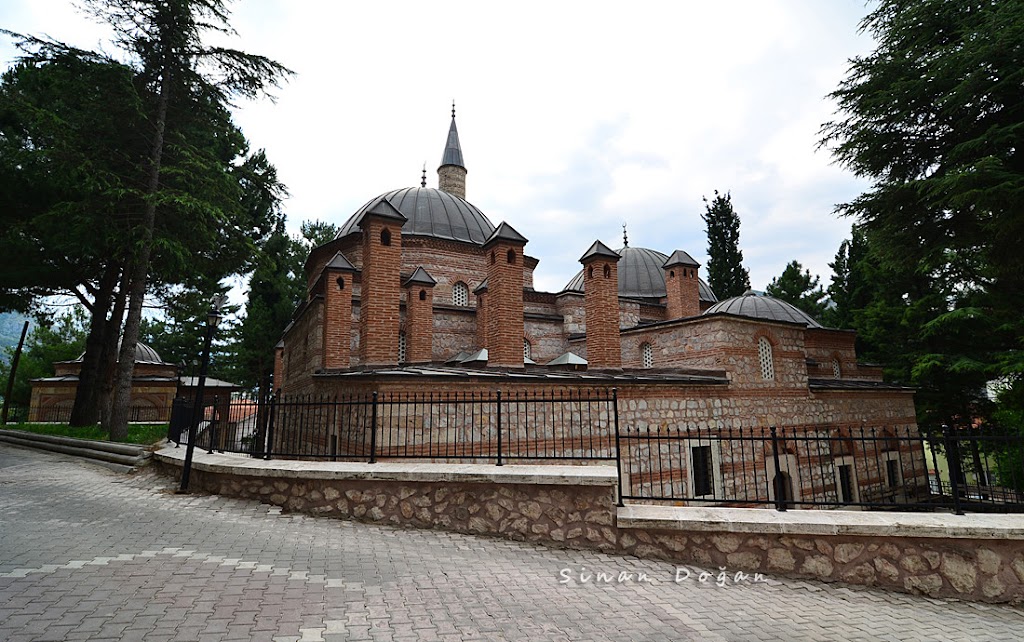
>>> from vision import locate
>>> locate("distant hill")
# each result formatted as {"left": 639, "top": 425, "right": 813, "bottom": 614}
{"left": 0, "top": 313, "right": 30, "bottom": 364}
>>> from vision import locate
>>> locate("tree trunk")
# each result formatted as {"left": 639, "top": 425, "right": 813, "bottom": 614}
{"left": 108, "top": 69, "right": 170, "bottom": 441}
{"left": 99, "top": 271, "right": 130, "bottom": 429}
{"left": 70, "top": 262, "right": 121, "bottom": 426}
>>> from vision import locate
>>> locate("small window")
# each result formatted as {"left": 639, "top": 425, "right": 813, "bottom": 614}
{"left": 669, "top": 270, "right": 675, "bottom": 279}
{"left": 418, "top": 290, "right": 426, "bottom": 301}
{"left": 336, "top": 276, "right": 345, "bottom": 290}
{"left": 587, "top": 266, "right": 594, "bottom": 279}
{"left": 380, "top": 228, "right": 391, "bottom": 246}
{"left": 886, "top": 458, "right": 900, "bottom": 489}
{"left": 507, "top": 249, "right": 516, "bottom": 264}
{"left": 835, "top": 461, "right": 858, "bottom": 503}
{"left": 603, "top": 264, "right": 610, "bottom": 278}
{"left": 524, "top": 339, "right": 532, "bottom": 361}
{"left": 452, "top": 281, "right": 469, "bottom": 307}
{"left": 641, "top": 342, "right": 653, "bottom": 369}
{"left": 758, "top": 337, "right": 774, "bottom": 380}
{"left": 691, "top": 446, "right": 714, "bottom": 497}
{"left": 398, "top": 332, "right": 406, "bottom": 364}
{"left": 832, "top": 358, "right": 842, "bottom": 378}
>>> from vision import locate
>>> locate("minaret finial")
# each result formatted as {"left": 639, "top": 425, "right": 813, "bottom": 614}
{"left": 622, "top": 222, "right": 629, "bottom": 248}
{"left": 452, "top": 100, "right": 456, "bottom": 119}
{"left": 421, "top": 163, "right": 427, "bottom": 188}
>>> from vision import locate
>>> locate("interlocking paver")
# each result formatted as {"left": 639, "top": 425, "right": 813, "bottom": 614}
{"left": 2, "top": 443, "right": 1024, "bottom": 641}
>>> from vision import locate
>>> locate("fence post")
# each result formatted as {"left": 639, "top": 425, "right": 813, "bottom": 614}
{"left": 264, "top": 394, "right": 276, "bottom": 461}
{"left": 770, "top": 426, "right": 787, "bottom": 512}
{"left": 207, "top": 395, "right": 218, "bottom": 454}
{"left": 496, "top": 390, "right": 503, "bottom": 467}
{"left": 369, "top": 391, "right": 378, "bottom": 464}
{"left": 944, "top": 424, "right": 965, "bottom": 515}
{"left": 613, "top": 388, "right": 624, "bottom": 507}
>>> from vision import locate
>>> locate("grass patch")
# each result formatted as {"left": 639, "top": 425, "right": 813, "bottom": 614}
{"left": 3, "top": 422, "right": 168, "bottom": 445}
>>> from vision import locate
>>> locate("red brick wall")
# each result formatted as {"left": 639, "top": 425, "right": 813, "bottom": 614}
{"left": 664, "top": 264, "right": 701, "bottom": 320}
{"left": 322, "top": 269, "right": 353, "bottom": 370}
{"left": 582, "top": 258, "right": 621, "bottom": 369}
{"left": 405, "top": 284, "right": 434, "bottom": 363}
{"left": 475, "top": 292, "right": 488, "bottom": 350}
{"left": 484, "top": 243, "right": 525, "bottom": 368}
{"left": 359, "top": 218, "right": 402, "bottom": 366}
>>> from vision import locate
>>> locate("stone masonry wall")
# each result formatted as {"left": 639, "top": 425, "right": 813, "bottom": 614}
{"left": 159, "top": 458, "right": 1024, "bottom": 604}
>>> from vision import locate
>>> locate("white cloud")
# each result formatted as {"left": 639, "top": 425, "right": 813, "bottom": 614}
{"left": 1, "top": 0, "right": 878, "bottom": 301}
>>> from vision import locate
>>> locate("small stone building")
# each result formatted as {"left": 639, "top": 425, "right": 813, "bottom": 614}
{"left": 275, "top": 109, "right": 920, "bottom": 505}
{"left": 29, "top": 342, "right": 240, "bottom": 423}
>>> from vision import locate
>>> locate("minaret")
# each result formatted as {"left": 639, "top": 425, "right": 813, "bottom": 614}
{"left": 437, "top": 102, "right": 467, "bottom": 200}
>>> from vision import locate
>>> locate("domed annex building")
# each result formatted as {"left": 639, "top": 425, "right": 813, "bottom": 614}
{"left": 28, "top": 342, "right": 241, "bottom": 423}
{"left": 276, "top": 111, "right": 920, "bottom": 505}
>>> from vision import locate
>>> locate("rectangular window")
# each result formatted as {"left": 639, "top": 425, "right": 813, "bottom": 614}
{"left": 838, "top": 464, "right": 854, "bottom": 503}
{"left": 886, "top": 458, "right": 900, "bottom": 489}
{"left": 691, "top": 445, "right": 714, "bottom": 497}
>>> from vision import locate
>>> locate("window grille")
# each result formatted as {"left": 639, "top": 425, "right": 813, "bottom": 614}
{"left": 758, "top": 337, "right": 774, "bottom": 380}
{"left": 453, "top": 281, "right": 469, "bottom": 307}
{"left": 641, "top": 343, "right": 653, "bottom": 369}
{"left": 524, "top": 339, "right": 532, "bottom": 361}
{"left": 832, "top": 358, "right": 842, "bottom": 378}
{"left": 398, "top": 332, "right": 406, "bottom": 363}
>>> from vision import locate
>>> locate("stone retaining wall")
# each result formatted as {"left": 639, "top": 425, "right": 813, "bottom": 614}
{"left": 155, "top": 449, "right": 1024, "bottom": 604}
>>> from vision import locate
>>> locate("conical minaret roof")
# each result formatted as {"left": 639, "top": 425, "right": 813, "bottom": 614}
{"left": 440, "top": 103, "right": 465, "bottom": 169}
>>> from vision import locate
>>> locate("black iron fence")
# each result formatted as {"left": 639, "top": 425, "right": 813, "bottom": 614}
{"left": 618, "top": 424, "right": 1024, "bottom": 514}
{"left": 166, "top": 391, "right": 1024, "bottom": 514}
{"left": 169, "top": 390, "right": 618, "bottom": 465}
{"left": 15, "top": 403, "right": 166, "bottom": 424}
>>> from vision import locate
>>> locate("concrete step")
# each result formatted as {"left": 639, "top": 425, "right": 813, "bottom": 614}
{"left": 0, "top": 429, "right": 154, "bottom": 470}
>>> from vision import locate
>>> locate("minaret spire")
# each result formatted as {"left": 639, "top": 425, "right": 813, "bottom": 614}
{"left": 622, "top": 222, "right": 629, "bottom": 248}
{"left": 437, "top": 101, "right": 467, "bottom": 199}
{"left": 421, "top": 163, "right": 427, "bottom": 188}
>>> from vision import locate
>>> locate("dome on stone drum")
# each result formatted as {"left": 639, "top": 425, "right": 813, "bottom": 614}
{"left": 564, "top": 246, "right": 717, "bottom": 302}
{"left": 335, "top": 187, "right": 496, "bottom": 245}
{"left": 75, "top": 341, "right": 165, "bottom": 364}
{"left": 703, "top": 291, "right": 823, "bottom": 328}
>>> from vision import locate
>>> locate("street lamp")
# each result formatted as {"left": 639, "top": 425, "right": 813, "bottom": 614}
{"left": 179, "top": 294, "right": 227, "bottom": 492}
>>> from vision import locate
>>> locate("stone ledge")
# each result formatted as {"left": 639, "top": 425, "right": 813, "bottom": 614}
{"left": 155, "top": 446, "right": 618, "bottom": 486}
{"left": 617, "top": 504, "right": 1024, "bottom": 540}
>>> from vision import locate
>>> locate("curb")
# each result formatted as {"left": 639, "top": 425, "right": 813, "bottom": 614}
{"left": 0, "top": 429, "right": 153, "bottom": 470}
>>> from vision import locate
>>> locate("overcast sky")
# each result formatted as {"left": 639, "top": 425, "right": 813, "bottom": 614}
{"left": 2, "top": 0, "right": 877, "bottom": 298}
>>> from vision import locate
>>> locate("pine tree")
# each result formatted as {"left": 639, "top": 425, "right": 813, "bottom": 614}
{"left": 701, "top": 190, "right": 751, "bottom": 299}
{"left": 766, "top": 261, "right": 827, "bottom": 320}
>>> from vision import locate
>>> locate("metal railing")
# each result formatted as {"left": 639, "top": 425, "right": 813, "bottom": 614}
{"left": 169, "top": 389, "right": 618, "bottom": 465}
{"left": 617, "top": 424, "right": 1024, "bottom": 514}
{"left": 166, "top": 391, "right": 1024, "bottom": 514}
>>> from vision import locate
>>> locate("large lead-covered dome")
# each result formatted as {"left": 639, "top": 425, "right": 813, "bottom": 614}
{"left": 564, "top": 246, "right": 717, "bottom": 302}
{"left": 335, "top": 187, "right": 495, "bottom": 245}
{"left": 704, "top": 291, "right": 823, "bottom": 328}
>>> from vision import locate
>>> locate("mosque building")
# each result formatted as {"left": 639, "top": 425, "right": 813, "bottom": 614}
{"left": 274, "top": 108, "right": 920, "bottom": 504}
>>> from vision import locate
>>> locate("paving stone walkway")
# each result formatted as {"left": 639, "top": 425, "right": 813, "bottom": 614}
{"left": 1, "top": 443, "right": 1023, "bottom": 641}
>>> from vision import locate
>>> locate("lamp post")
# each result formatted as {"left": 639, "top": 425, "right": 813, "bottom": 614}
{"left": 179, "top": 294, "right": 226, "bottom": 492}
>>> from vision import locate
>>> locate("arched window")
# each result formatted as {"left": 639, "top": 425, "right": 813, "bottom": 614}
{"left": 603, "top": 264, "right": 611, "bottom": 278}
{"left": 757, "top": 337, "right": 774, "bottom": 380}
{"left": 419, "top": 290, "right": 427, "bottom": 301}
{"left": 452, "top": 281, "right": 469, "bottom": 307}
{"left": 507, "top": 248, "right": 516, "bottom": 264}
{"left": 641, "top": 342, "right": 653, "bottom": 369}
{"left": 832, "top": 358, "right": 842, "bottom": 379}
{"left": 398, "top": 332, "right": 407, "bottom": 364}
{"left": 380, "top": 228, "right": 391, "bottom": 246}
{"left": 524, "top": 339, "right": 532, "bottom": 361}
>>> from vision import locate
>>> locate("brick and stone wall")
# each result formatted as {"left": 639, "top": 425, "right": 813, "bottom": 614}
{"left": 157, "top": 450, "right": 1024, "bottom": 604}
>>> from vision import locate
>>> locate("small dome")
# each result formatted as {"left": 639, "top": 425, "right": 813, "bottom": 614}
{"left": 336, "top": 187, "right": 495, "bottom": 245}
{"left": 564, "top": 246, "right": 717, "bottom": 302}
{"left": 703, "top": 291, "right": 823, "bottom": 328}
{"left": 75, "top": 341, "right": 165, "bottom": 364}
